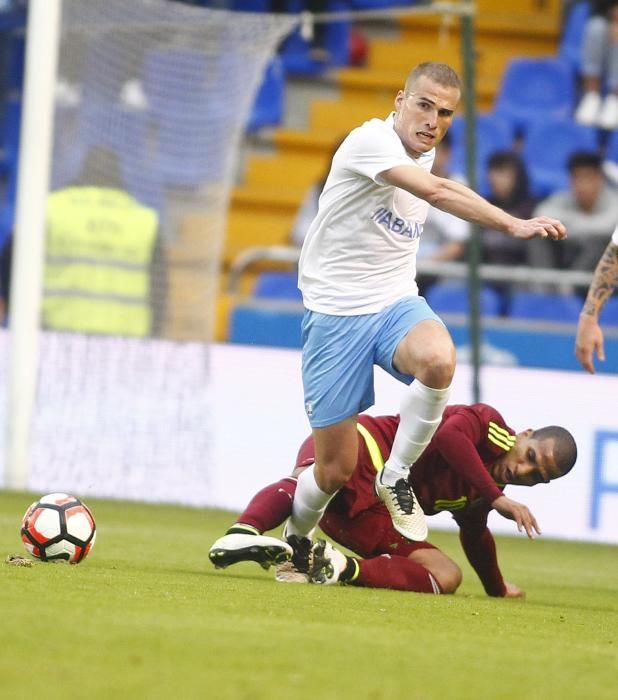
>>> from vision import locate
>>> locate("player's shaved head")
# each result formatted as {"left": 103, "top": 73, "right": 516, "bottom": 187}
{"left": 532, "top": 426, "right": 577, "bottom": 475}
{"left": 404, "top": 62, "right": 462, "bottom": 94}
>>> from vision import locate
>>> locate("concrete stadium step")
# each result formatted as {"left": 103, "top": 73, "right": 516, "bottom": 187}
{"left": 224, "top": 207, "right": 295, "bottom": 264}
{"left": 273, "top": 128, "right": 343, "bottom": 155}
{"left": 309, "top": 97, "right": 396, "bottom": 132}
{"left": 231, "top": 183, "right": 306, "bottom": 212}
{"left": 335, "top": 68, "right": 496, "bottom": 111}
{"left": 244, "top": 152, "right": 329, "bottom": 189}
{"left": 398, "top": 0, "right": 560, "bottom": 45}
{"left": 368, "top": 36, "right": 555, "bottom": 81}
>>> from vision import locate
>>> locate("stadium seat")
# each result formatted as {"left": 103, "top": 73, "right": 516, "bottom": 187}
{"left": 559, "top": 1, "right": 591, "bottom": 75}
{"left": 247, "top": 57, "right": 286, "bottom": 133}
{"left": 280, "top": 0, "right": 350, "bottom": 75}
{"left": 0, "top": 94, "right": 20, "bottom": 177}
{"left": 425, "top": 281, "right": 503, "bottom": 317}
{"left": 229, "top": 304, "right": 303, "bottom": 348}
{"left": 230, "top": 0, "right": 270, "bottom": 9}
{"left": 253, "top": 271, "right": 301, "bottom": 301}
{"left": 448, "top": 113, "right": 515, "bottom": 194}
{"left": 493, "top": 57, "right": 577, "bottom": 136}
{"left": 605, "top": 128, "right": 618, "bottom": 163}
{"left": 508, "top": 291, "right": 582, "bottom": 323}
{"left": 522, "top": 118, "right": 599, "bottom": 196}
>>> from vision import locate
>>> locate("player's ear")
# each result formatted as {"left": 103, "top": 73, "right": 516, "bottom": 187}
{"left": 395, "top": 90, "right": 405, "bottom": 111}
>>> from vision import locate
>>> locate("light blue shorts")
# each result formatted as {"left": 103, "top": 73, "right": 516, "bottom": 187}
{"left": 301, "top": 295, "right": 443, "bottom": 428}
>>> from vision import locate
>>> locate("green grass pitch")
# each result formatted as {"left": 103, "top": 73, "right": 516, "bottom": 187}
{"left": 1, "top": 490, "right": 617, "bottom": 700}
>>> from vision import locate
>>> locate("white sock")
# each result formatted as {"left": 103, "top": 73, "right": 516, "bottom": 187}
{"left": 381, "top": 380, "right": 451, "bottom": 486}
{"left": 288, "top": 464, "right": 334, "bottom": 538}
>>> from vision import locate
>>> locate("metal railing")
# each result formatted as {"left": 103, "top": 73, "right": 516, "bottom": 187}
{"left": 227, "top": 245, "right": 594, "bottom": 296}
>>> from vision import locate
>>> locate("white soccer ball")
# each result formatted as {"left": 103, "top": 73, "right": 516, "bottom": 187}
{"left": 21, "top": 493, "right": 97, "bottom": 564}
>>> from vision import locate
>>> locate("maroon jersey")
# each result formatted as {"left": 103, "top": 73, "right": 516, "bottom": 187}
{"left": 294, "top": 403, "right": 517, "bottom": 596}
{"left": 317, "top": 404, "right": 512, "bottom": 520}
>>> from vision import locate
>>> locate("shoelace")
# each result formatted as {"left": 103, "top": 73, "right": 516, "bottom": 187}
{"left": 387, "top": 479, "right": 415, "bottom": 515}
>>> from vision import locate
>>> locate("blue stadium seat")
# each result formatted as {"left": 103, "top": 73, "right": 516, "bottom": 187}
{"left": 493, "top": 57, "right": 577, "bottom": 136}
{"left": 280, "top": 0, "right": 350, "bottom": 75}
{"left": 230, "top": 0, "right": 270, "bottom": 9}
{"left": 448, "top": 113, "right": 515, "bottom": 194}
{"left": 522, "top": 118, "right": 599, "bottom": 196}
{"left": 508, "top": 291, "right": 582, "bottom": 323}
{"left": 0, "top": 94, "right": 20, "bottom": 177}
{"left": 605, "top": 128, "right": 618, "bottom": 163}
{"left": 425, "top": 282, "right": 503, "bottom": 317}
{"left": 229, "top": 304, "right": 303, "bottom": 348}
{"left": 247, "top": 57, "right": 286, "bottom": 133}
{"left": 253, "top": 271, "right": 301, "bottom": 301}
{"left": 559, "top": 1, "right": 591, "bottom": 74}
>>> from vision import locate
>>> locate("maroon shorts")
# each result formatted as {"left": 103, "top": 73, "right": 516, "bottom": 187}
{"left": 296, "top": 433, "right": 437, "bottom": 558}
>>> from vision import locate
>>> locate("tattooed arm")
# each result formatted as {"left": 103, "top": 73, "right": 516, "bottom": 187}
{"left": 575, "top": 235, "right": 618, "bottom": 373}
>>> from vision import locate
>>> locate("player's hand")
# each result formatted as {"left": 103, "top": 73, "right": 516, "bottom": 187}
{"left": 491, "top": 495, "right": 541, "bottom": 539}
{"left": 575, "top": 313, "right": 605, "bottom": 374}
{"left": 510, "top": 216, "right": 567, "bottom": 241}
{"left": 503, "top": 582, "right": 525, "bottom": 599}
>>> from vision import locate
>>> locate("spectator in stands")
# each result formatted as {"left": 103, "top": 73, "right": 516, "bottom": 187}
{"left": 480, "top": 151, "right": 538, "bottom": 309}
{"left": 527, "top": 151, "right": 618, "bottom": 276}
{"left": 481, "top": 152, "right": 536, "bottom": 268}
{"left": 574, "top": 0, "right": 618, "bottom": 129}
{"left": 43, "top": 145, "right": 165, "bottom": 337}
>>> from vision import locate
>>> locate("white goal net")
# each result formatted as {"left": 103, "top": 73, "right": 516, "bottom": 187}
{"left": 1, "top": 0, "right": 296, "bottom": 505}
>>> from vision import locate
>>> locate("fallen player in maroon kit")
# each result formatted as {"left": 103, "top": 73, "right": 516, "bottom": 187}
{"left": 209, "top": 404, "right": 577, "bottom": 597}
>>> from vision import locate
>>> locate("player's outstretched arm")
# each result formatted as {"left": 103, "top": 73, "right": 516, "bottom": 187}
{"left": 491, "top": 494, "right": 541, "bottom": 539}
{"left": 381, "top": 166, "right": 566, "bottom": 240}
{"left": 576, "top": 239, "right": 618, "bottom": 373}
{"left": 456, "top": 514, "right": 507, "bottom": 597}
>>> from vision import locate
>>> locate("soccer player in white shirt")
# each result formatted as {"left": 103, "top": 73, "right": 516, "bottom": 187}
{"left": 282, "top": 62, "right": 566, "bottom": 571}
{"left": 575, "top": 223, "right": 618, "bottom": 372}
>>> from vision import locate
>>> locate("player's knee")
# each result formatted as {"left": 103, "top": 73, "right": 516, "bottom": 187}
{"left": 416, "top": 347, "right": 455, "bottom": 387}
{"left": 435, "top": 561, "right": 463, "bottom": 594}
{"left": 315, "top": 456, "right": 356, "bottom": 492}
{"left": 413, "top": 550, "right": 462, "bottom": 594}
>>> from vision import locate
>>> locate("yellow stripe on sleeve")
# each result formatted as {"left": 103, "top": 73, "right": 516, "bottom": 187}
{"left": 488, "top": 421, "right": 516, "bottom": 451}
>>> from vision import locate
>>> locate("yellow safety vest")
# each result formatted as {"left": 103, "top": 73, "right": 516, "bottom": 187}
{"left": 43, "top": 187, "right": 158, "bottom": 336}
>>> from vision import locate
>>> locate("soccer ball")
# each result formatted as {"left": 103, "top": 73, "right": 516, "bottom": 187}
{"left": 21, "top": 493, "right": 96, "bottom": 564}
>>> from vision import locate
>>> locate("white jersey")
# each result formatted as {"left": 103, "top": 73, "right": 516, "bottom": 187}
{"left": 612, "top": 222, "right": 618, "bottom": 247}
{"left": 298, "top": 114, "right": 435, "bottom": 315}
